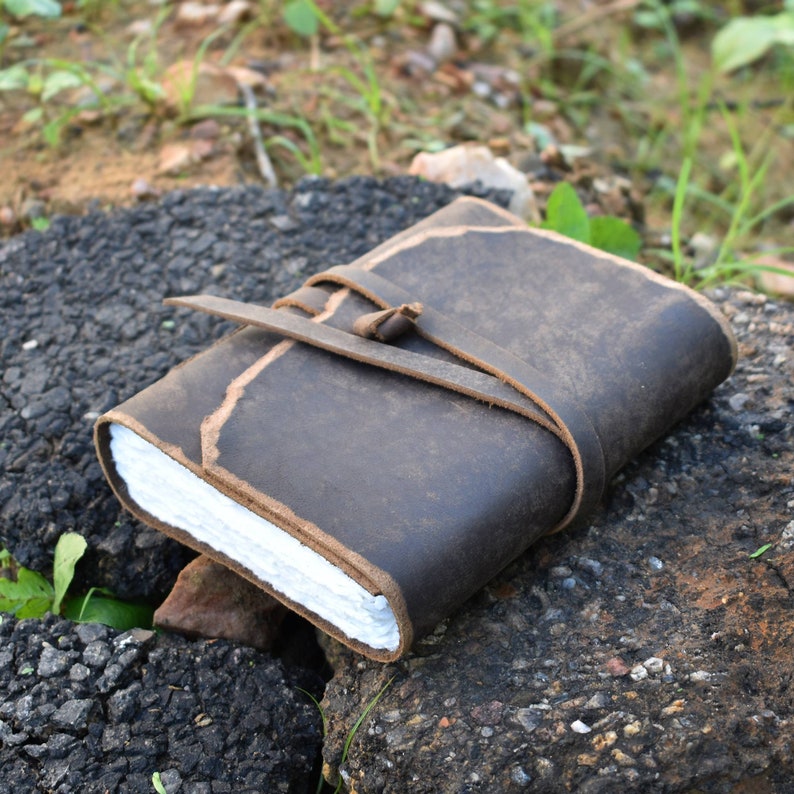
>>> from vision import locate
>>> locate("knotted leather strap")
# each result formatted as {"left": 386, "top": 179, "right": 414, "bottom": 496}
{"left": 165, "top": 294, "right": 558, "bottom": 437}
{"left": 167, "top": 267, "right": 606, "bottom": 531}
{"left": 306, "top": 265, "right": 606, "bottom": 531}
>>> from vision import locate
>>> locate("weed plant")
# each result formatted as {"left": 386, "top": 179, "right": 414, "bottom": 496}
{"left": 0, "top": 0, "right": 792, "bottom": 288}
{"left": 0, "top": 534, "right": 153, "bottom": 630}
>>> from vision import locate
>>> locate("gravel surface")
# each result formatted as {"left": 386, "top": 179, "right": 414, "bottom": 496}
{"left": 0, "top": 614, "right": 323, "bottom": 793}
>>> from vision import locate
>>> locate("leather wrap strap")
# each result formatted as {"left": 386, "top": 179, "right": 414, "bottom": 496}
{"left": 165, "top": 294, "right": 557, "bottom": 434}
{"left": 308, "top": 266, "right": 606, "bottom": 531}
{"left": 167, "top": 264, "right": 606, "bottom": 531}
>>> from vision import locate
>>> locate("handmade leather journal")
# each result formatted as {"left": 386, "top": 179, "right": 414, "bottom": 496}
{"left": 95, "top": 197, "right": 737, "bottom": 661}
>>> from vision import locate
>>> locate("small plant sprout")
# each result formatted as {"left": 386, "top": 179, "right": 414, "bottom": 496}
{"left": 0, "top": 534, "right": 154, "bottom": 630}
{"left": 540, "top": 182, "right": 642, "bottom": 261}
{"left": 750, "top": 543, "right": 773, "bottom": 559}
{"left": 299, "top": 675, "right": 395, "bottom": 794}
{"left": 151, "top": 771, "right": 167, "bottom": 794}
{"left": 334, "top": 676, "right": 395, "bottom": 794}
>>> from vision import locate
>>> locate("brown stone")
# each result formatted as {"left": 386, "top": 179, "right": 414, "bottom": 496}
{"left": 154, "top": 555, "right": 288, "bottom": 651}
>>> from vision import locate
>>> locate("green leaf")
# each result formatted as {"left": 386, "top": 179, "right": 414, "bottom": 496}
{"left": 31, "top": 216, "right": 50, "bottom": 231}
{"left": 64, "top": 591, "right": 153, "bottom": 631}
{"left": 4, "top": 0, "right": 62, "bottom": 19}
{"left": 0, "top": 567, "right": 54, "bottom": 617}
{"left": 373, "top": 0, "right": 399, "bottom": 17}
{"left": 16, "top": 596, "right": 53, "bottom": 618}
{"left": 22, "top": 106, "right": 43, "bottom": 124}
{"left": 771, "top": 12, "right": 794, "bottom": 45}
{"left": 283, "top": 0, "right": 319, "bottom": 37}
{"left": 51, "top": 532, "right": 87, "bottom": 614}
{"left": 589, "top": 216, "right": 642, "bottom": 260}
{"left": 542, "top": 182, "right": 590, "bottom": 244}
{"left": 41, "top": 69, "right": 83, "bottom": 102}
{"left": 151, "top": 771, "right": 167, "bottom": 794}
{"left": 0, "top": 64, "right": 30, "bottom": 92}
{"left": 749, "top": 543, "right": 772, "bottom": 559}
{"left": 712, "top": 17, "right": 779, "bottom": 73}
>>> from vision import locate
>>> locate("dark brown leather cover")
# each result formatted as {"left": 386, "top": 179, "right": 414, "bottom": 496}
{"left": 94, "top": 197, "right": 737, "bottom": 660}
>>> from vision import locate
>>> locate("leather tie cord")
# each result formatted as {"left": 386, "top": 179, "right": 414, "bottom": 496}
{"left": 167, "top": 269, "right": 607, "bottom": 532}
{"left": 305, "top": 266, "right": 606, "bottom": 532}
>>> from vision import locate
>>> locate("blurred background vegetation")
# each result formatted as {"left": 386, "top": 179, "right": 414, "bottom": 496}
{"left": 0, "top": 0, "right": 792, "bottom": 288}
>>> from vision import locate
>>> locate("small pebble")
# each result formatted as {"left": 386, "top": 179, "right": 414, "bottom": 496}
{"left": 606, "top": 657, "right": 630, "bottom": 677}
{"left": 643, "top": 657, "right": 664, "bottom": 674}
{"left": 576, "top": 558, "right": 604, "bottom": 577}
{"left": 629, "top": 664, "right": 648, "bottom": 682}
{"left": 648, "top": 556, "right": 664, "bottom": 572}
{"left": 728, "top": 392, "right": 750, "bottom": 411}
{"left": 420, "top": 0, "right": 459, "bottom": 24}
{"left": 130, "top": 178, "right": 161, "bottom": 200}
{"left": 570, "top": 719, "right": 591, "bottom": 734}
{"left": 427, "top": 22, "right": 457, "bottom": 64}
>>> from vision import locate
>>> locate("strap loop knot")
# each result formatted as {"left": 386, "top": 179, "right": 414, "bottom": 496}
{"left": 353, "top": 302, "right": 424, "bottom": 343}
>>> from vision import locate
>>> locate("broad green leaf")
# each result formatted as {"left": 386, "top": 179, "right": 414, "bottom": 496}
{"left": 0, "top": 566, "right": 54, "bottom": 617}
{"left": 0, "top": 64, "right": 30, "bottom": 91}
{"left": 771, "top": 12, "right": 794, "bottom": 44}
{"left": 4, "top": 0, "right": 62, "bottom": 19}
{"left": 589, "top": 216, "right": 642, "bottom": 261}
{"left": 283, "top": 0, "right": 319, "bottom": 37}
{"left": 712, "top": 17, "right": 779, "bottom": 73}
{"left": 542, "top": 182, "right": 590, "bottom": 244}
{"left": 41, "top": 69, "right": 83, "bottom": 102}
{"left": 16, "top": 596, "right": 53, "bottom": 619}
{"left": 22, "top": 106, "right": 43, "bottom": 124}
{"left": 373, "top": 0, "right": 399, "bottom": 17}
{"left": 51, "top": 532, "right": 87, "bottom": 614}
{"left": 64, "top": 592, "right": 153, "bottom": 631}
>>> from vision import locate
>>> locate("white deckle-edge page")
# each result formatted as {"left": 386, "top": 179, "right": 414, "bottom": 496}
{"left": 108, "top": 423, "right": 400, "bottom": 652}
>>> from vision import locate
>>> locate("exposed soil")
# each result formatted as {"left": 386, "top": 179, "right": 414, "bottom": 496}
{"left": 1, "top": 1, "right": 792, "bottom": 251}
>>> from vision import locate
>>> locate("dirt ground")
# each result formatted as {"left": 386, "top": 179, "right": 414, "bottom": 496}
{"left": 1, "top": 1, "right": 792, "bottom": 249}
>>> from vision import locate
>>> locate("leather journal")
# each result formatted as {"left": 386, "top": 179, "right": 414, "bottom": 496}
{"left": 94, "top": 197, "right": 737, "bottom": 661}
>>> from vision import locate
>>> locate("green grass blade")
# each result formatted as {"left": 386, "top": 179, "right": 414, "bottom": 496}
{"left": 51, "top": 532, "right": 87, "bottom": 614}
{"left": 670, "top": 157, "right": 692, "bottom": 283}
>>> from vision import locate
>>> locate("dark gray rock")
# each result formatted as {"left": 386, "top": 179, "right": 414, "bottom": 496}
{"left": 0, "top": 613, "right": 324, "bottom": 792}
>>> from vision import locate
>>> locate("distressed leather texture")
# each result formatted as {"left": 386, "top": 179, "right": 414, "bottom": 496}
{"left": 95, "top": 197, "right": 737, "bottom": 660}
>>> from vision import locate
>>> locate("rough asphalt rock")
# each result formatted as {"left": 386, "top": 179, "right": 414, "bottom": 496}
{"left": 2, "top": 178, "right": 793, "bottom": 792}
{"left": 0, "top": 614, "right": 322, "bottom": 792}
